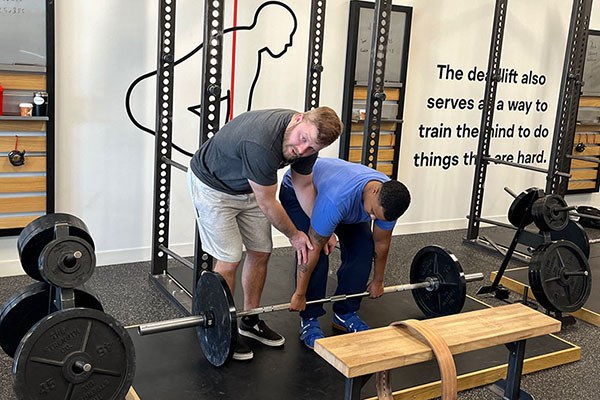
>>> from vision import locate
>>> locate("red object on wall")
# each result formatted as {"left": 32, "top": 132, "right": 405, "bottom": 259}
{"left": 0, "top": 84, "right": 4, "bottom": 116}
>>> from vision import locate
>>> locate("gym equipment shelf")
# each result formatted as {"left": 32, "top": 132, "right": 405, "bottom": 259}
{"left": 0, "top": 2, "right": 55, "bottom": 236}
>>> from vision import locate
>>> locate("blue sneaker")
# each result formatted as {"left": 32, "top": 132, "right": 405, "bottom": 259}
{"left": 332, "top": 312, "right": 369, "bottom": 332}
{"left": 299, "top": 318, "right": 324, "bottom": 349}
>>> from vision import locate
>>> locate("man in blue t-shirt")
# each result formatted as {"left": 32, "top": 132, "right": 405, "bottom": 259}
{"left": 279, "top": 157, "right": 411, "bottom": 349}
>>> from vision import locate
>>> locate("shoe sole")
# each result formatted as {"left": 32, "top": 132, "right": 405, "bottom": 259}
{"left": 232, "top": 352, "right": 254, "bottom": 361}
{"left": 332, "top": 322, "right": 369, "bottom": 333}
{"left": 238, "top": 328, "right": 285, "bottom": 347}
{"left": 332, "top": 322, "right": 350, "bottom": 332}
{"left": 302, "top": 340, "right": 314, "bottom": 350}
{"left": 300, "top": 336, "right": 324, "bottom": 349}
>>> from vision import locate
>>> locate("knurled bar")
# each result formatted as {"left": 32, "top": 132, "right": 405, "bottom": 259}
{"left": 304, "top": 0, "right": 326, "bottom": 111}
{"left": 546, "top": 0, "right": 593, "bottom": 195}
{"left": 361, "top": 0, "right": 393, "bottom": 168}
{"left": 193, "top": 0, "right": 225, "bottom": 280}
{"left": 466, "top": 0, "right": 509, "bottom": 240}
{"left": 151, "top": 0, "right": 177, "bottom": 275}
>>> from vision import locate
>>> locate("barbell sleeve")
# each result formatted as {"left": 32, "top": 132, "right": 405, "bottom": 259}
{"left": 570, "top": 211, "right": 600, "bottom": 222}
{"left": 504, "top": 187, "right": 517, "bottom": 198}
{"left": 138, "top": 314, "right": 211, "bottom": 336}
{"left": 137, "top": 273, "right": 484, "bottom": 336}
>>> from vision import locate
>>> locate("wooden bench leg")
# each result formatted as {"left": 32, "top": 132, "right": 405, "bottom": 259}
{"left": 505, "top": 340, "right": 527, "bottom": 398}
{"left": 344, "top": 374, "right": 372, "bottom": 400}
{"left": 490, "top": 339, "right": 534, "bottom": 400}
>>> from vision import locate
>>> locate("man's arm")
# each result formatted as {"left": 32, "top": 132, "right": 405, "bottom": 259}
{"left": 367, "top": 224, "right": 393, "bottom": 298}
{"left": 290, "top": 170, "right": 316, "bottom": 217}
{"left": 290, "top": 226, "right": 329, "bottom": 311}
{"left": 248, "top": 180, "right": 313, "bottom": 264}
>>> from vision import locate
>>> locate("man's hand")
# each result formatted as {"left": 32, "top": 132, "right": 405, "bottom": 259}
{"left": 367, "top": 279, "right": 385, "bottom": 298}
{"left": 323, "top": 234, "right": 337, "bottom": 255}
{"left": 289, "top": 230, "right": 314, "bottom": 266}
{"left": 290, "top": 291, "right": 307, "bottom": 311}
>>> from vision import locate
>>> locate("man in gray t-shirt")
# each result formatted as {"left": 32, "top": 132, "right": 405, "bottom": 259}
{"left": 188, "top": 107, "right": 341, "bottom": 361}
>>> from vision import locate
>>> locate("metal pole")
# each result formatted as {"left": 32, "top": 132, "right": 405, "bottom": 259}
{"left": 482, "top": 157, "right": 571, "bottom": 177}
{"left": 465, "top": 0, "right": 509, "bottom": 240}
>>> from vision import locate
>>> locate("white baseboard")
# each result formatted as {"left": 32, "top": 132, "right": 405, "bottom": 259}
{"left": 0, "top": 258, "right": 25, "bottom": 278}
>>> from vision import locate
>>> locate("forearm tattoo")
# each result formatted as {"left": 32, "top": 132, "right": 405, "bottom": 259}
{"left": 299, "top": 263, "right": 309, "bottom": 273}
{"left": 309, "top": 227, "right": 329, "bottom": 247}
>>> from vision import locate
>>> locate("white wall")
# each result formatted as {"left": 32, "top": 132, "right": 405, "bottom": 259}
{"left": 1, "top": 0, "right": 599, "bottom": 276}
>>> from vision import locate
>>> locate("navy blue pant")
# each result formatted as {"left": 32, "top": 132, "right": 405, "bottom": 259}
{"left": 279, "top": 184, "right": 374, "bottom": 319}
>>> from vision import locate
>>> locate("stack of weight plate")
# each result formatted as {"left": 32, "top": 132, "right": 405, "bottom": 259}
{"left": 508, "top": 188, "right": 592, "bottom": 315}
{"left": 0, "top": 213, "right": 135, "bottom": 400}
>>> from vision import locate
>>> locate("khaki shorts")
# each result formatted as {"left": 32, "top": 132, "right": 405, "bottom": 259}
{"left": 187, "top": 168, "right": 272, "bottom": 262}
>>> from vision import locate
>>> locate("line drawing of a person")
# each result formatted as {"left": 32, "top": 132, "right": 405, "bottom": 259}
{"left": 125, "top": 1, "right": 298, "bottom": 157}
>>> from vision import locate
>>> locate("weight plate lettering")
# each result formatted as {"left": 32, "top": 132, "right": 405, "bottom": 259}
{"left": 0, "top": 283, "right": 103, "bottom": 358}
{"left": 507, "top": 187, "right": 543, "bottom": 228}
{"left": 529, "top": 240, "right": 592, "bottom": 313}
{"left": 550, "top": 220, "right": 590, "bottom": 258}
{"left": 18, "top": 214, "right": 95, "bottom": 282}
{"left": 410, "top": 246, "right": 467, "bottom": 317}
{"left": 12, "top": 308, "right": 135, "bottom": 400}
{"left": 531, "top": 194, "right": 569, "bottom": 232}
{"left": 39, "top": 236, "right": 96, "bottom": 288}
{"left": 193, "top": 271, "right": 237, "bottom": 367}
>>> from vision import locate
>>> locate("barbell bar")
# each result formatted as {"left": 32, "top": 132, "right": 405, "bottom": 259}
{"left": 137, "top": 246, "right": 484, "bottom": 367}
{"left": 138, "top": 272, "right": 484, "bottom": 336}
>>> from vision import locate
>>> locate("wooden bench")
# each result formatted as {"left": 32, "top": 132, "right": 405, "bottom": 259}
{"left": 314, "top": 303, "right": 561, "bottom": 399}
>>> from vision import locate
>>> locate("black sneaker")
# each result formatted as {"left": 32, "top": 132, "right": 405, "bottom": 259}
{"left": 238, "top": 319, "right": 285, "bottom": 347}
{"left": 232, "top": 336, "right": 253, "bottom": 361}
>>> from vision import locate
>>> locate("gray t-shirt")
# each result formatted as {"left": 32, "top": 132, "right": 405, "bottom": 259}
{"left": 190, "top": 109, "right": 317, "bottom": 194}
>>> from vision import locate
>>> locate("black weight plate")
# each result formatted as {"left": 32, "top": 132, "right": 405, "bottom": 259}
{"left": 13, "top": 308, "right": 135, "bottom": 400}
{"left": 39, "top": 236, "right": 96, "bottom": 288}
{"left": 507, "top": 187, "right": 543, "bottom": 228}
{"left": 0, "top": 283, "right": 51, "bottom": 358}
{"left": 529, "top": 240, "right": 592, "bottom": 313}
{"left": 17, "top": 214, "right": 94, "bottom": 282}
{"left": 0, "top": 283, "right": 103, "bottom": 358}
{"left": 550, "top": 219, "right": 590, "bottom": 258}
{"left": 193, "top": 271, "right": 237, "bottom": 367}
{"left": 410, "top": 246, "right": 467, "bottom": 317}
{"left": 531, "top": 194, "right": 569, "bottom": 232}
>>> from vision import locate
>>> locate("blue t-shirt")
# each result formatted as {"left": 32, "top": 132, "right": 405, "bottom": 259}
{"left": 283, "top": 158, "right": 397, "bottom": 237}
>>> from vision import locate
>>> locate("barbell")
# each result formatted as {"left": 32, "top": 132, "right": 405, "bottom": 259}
{"left": 492, "top": 187, "right": 593, "bottom": 313}
{"left": 138, "top": 246, "right": 484, "bottom": 367}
